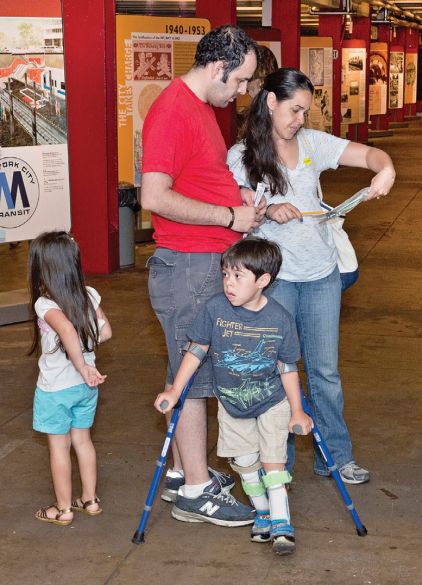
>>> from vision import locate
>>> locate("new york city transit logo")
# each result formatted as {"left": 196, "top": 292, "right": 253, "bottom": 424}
{"left": 0, "top": 157, "right": 40, "bottom": 229}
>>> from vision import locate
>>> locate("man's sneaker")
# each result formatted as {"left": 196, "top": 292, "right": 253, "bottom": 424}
{"left": 161, "top": 467, "right": 235, "bottom": 503}
{"left": 339, "top": 462, "right": 370, "bottom": 485}
{"left": 171, "top": 477, "right": 255, "bottom": 527}
{"left": 270, "top": 520, "right": 295, "bottom": 555}
{"left": 250, "top": 511, "right": 271, "bottom": 543}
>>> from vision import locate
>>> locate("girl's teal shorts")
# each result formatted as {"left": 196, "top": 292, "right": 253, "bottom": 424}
{"left": 33, "top": 383, "right": 98, "bottom": 435}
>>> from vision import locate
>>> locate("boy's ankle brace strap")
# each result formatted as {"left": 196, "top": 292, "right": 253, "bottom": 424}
{"left": 241, "top": 479, "right": 266, "bottom": 497}
{"left": 262, "top": 470, "right": 292, "bottom": 488}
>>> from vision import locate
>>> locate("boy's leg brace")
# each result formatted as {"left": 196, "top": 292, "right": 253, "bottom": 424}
{"left": 262, "top": 470, "right": 292, "bottom": 525}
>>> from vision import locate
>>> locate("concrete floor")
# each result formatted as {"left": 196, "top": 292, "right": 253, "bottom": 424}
{"left": 0, "top": 120, "right": 421, "bottom": 585}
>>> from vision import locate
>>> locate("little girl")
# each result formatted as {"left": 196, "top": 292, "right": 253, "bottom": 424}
{"left": 29, "top": 231, "right": 112, "bottom": 526}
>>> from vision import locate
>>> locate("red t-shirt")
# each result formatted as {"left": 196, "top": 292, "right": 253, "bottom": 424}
{"left": 142, "top": 78, "right": 242, "bottom": 252}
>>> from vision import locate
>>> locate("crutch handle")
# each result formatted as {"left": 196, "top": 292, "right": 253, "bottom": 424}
{"left": 159, "top": 399, "right": 182, "bottom": 410}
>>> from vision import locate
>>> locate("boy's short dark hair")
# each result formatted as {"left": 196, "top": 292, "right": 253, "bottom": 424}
{"left": 194, "top": 24, "right": 258, "bottom": 83}
{"left": 221, "top": 237, "right": 282, "bottom": 288}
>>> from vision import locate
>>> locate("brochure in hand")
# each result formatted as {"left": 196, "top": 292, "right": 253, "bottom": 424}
{"left": 304, "top": 187, "right": 370, "bottom": 219}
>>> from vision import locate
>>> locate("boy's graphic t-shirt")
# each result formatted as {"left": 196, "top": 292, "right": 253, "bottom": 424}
{"left": 188, "top": 293, "right": 300, "bottom": 418}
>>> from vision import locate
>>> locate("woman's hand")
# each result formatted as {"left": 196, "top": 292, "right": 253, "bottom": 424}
{"left": 265, "top": 202, "right": 303, "bottom": 224}
{"left": 365, "top": 167, "right": 396, "bottom": 201}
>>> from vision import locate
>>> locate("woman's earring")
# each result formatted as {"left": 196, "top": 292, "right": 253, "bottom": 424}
{"left": 269, "top": 110, "right": 273, "bottom": 117}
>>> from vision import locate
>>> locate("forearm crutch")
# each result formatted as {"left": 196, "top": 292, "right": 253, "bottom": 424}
{"left": 293, "top": 388, "right": 368, "bottom": 537}
{"left": 132, "top": 374, "right": 196, "bottom": 544}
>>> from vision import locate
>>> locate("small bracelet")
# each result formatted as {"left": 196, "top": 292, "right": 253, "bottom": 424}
{"left": 265, "top": 204, "right": 274, "bottom": 220}
{"left": 226, "top": 206, "right": 235, "bottom": 229}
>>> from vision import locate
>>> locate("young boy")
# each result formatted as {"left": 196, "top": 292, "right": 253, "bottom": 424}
{"left": 154, "top": 237, "right": 312, "bottom": 555}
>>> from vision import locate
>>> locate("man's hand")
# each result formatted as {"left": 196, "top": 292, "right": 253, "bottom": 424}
{"left": 231, "top": 205, "right": 264, "bottom": 233}
{"left": 233, "top": 186, "right": 266, "bottom": 233}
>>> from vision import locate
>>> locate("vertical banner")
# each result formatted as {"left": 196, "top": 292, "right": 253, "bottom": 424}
{"left": 300, "top": 37, "right": 333, "bottom": 133}
{"left": 389, "top": 48, "right": 404, "bottom": 109}
{"left": 341, "top": 41, "right": 367, "bottom": 125}
{"left": 369, "top": 42, "right": 388, "bottom": 116}
{"left": 116, "top": 16, "right": 210, "bottom": 188}
{"left": 0, "top": 15, "right": 70, "bottom": 243}
{"left": 404, "top": 51, "right": 417, "bottom": 105}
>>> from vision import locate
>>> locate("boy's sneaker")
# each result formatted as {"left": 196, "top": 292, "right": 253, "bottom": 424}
{"left": 250, "top": 511, "right": 271, "bottom": 543}
{"left": 171, "top": 477, "right": 255, "bottom": 527}
{"left": 270, "top": 520, "right": 295, "bottom": 555}
{"left": 161, "top": 467, "right": 235, "bottom": 503}
{"left": 339, "top": 463, "right": 370, "bottom": 484}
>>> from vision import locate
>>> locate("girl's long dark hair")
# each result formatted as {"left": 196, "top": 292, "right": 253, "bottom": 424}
{"left": 242, "top": 67, "right": 314, "bottom": 195}
{"left": 28, "top": 231, "right": 99, "bottom": 356}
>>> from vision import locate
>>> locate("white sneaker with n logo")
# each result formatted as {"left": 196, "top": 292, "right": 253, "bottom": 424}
{"left": 172, "top": 477, "right": 255, "bottom": 527}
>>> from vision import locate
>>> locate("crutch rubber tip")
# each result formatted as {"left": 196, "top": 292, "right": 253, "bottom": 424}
{"left": 292, "top": 424, "right": 303, "bottom": 435}
{"left": 160, "top": 400, "right": 169, "bottom": 410}
{"left": 356, "top": 526, "right": 368, "bottom": 537}
{"left": 132, "top": 530, "right": 145, "bottom": 544}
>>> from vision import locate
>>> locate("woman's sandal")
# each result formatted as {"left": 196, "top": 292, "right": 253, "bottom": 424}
{"left": 71, "top": 496, "right": 102, "bottom": 516}
{"left": 35, "top": 504, "right": 73, "bottom": 526}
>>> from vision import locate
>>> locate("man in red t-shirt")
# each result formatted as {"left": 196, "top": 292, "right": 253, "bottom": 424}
{"left": 142, "top": 25, "right": 265, "bottom": 527}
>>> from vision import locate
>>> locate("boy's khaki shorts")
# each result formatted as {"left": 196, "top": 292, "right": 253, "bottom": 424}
{"left": 216, "top": 398, "right": 291, "bottom": 464}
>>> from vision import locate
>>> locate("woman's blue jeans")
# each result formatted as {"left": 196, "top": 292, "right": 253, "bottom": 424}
{"left": 270, "top": 267, "right": 353, "bottom": 475}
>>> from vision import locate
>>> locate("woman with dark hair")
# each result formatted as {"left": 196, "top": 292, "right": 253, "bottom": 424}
{"left": 227, "top": 67, "right": 395, "bottom": 484}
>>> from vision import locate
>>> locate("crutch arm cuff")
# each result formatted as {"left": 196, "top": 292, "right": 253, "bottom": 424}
{"left": 181, "top": 341, "right": 209, "bottom": 364}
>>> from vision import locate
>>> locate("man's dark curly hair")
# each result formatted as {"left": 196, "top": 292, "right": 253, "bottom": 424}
{"left": 194, "top": 25, "right": 258, "bottom": 83}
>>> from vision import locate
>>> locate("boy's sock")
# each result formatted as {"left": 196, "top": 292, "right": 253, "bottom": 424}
{"left": 179, "top": 480, "right": 212, "bottom": 499}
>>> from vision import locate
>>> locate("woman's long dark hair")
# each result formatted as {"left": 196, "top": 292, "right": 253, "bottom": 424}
{"left": 28, "top": 231, "right": 99, "bottom": 356}
{"left": 242, "top": 67, "right": 314, "bottom": 195}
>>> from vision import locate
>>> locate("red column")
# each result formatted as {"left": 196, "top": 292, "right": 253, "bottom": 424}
{"left": 62, "top": 0, "right": 119, "bottom": 274}
{"left": 319, "top": 16, "right": 344, "bottom": 137}
{"left": 272, "top": 0, "right": 301, "bottom": 68}
{"left": 195, "top": 0, "right": 237, "bottom": 147}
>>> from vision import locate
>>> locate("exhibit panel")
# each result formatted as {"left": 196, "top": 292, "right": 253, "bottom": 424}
{"left": 369, "top": 42, "right": 388, "bottom": 116}
{"left": 389, "top": 46, "right": 405, "bottom": 110}
{"left": 300, "top": 36, "right": 333, "bottom": 133}
{"left": 116, "top": 15, "right": 210, "bottom": 237}
{"left": 341, "top": 40, "right": 367, "bottom": 126}
{"left": 0, "top": 12, "right": 70, "bottom": 243}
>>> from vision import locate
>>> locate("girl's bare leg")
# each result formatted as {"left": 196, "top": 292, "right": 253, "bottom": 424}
{"left": 42, "top": 433, "right": 73, "bottom": 521}
{"left": 71, "top": 427, "right": 100, "bottom": 513}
